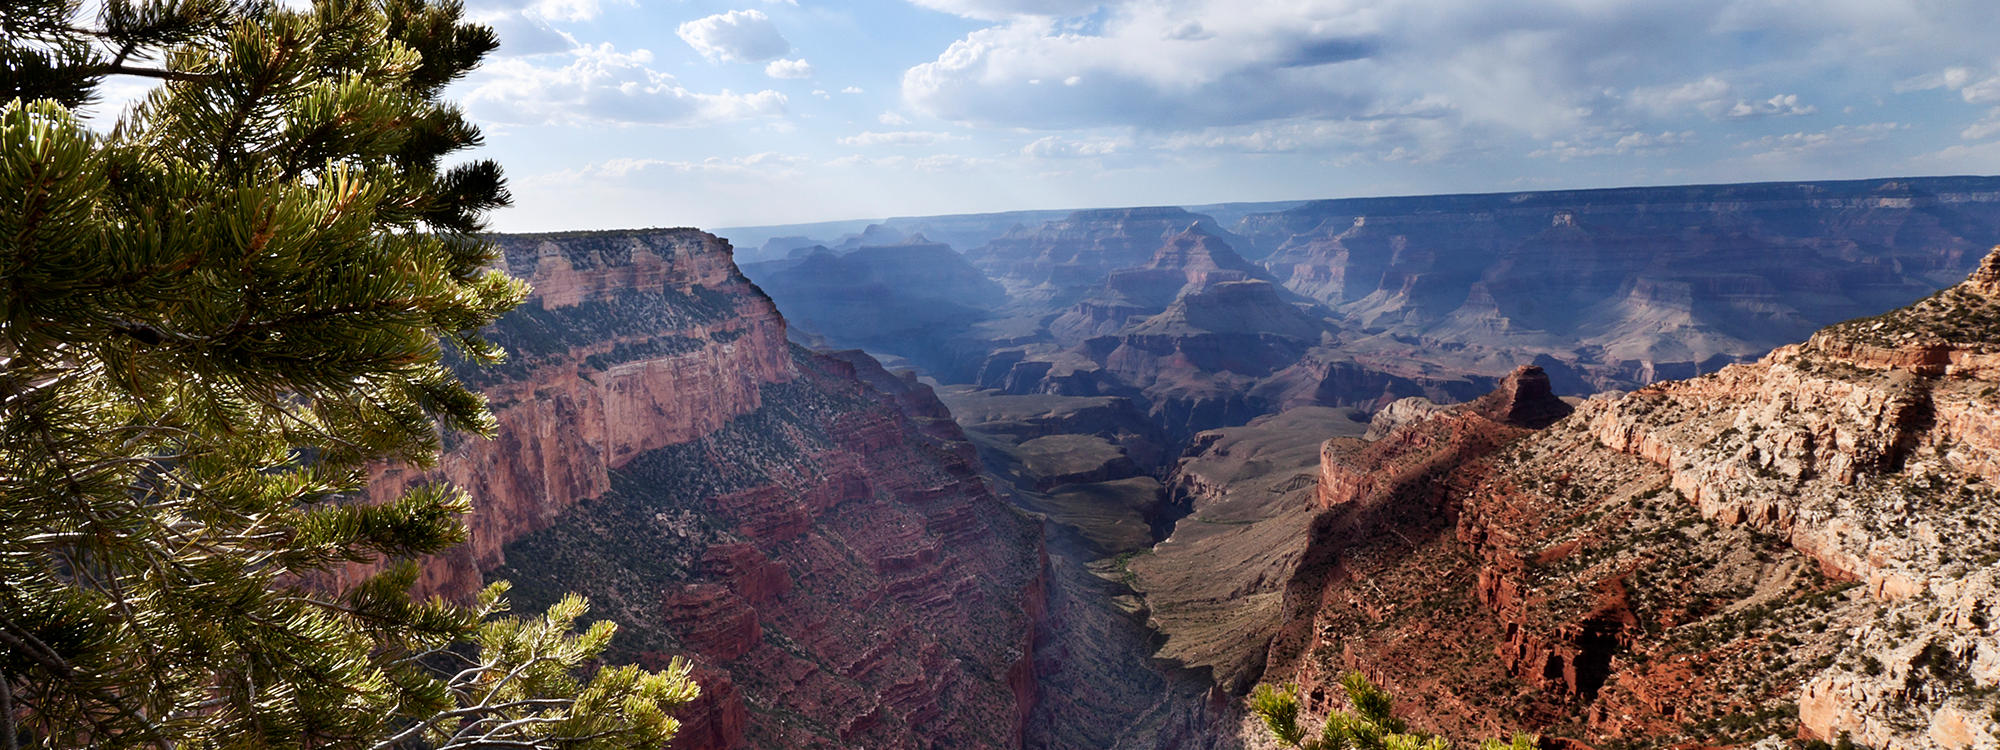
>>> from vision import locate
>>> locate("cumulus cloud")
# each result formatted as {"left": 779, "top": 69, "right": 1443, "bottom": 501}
{"left": 677, "top": 10, "right": 791, "bottom": 64}
{"left": 842, "top": 87, "right": 865, "bottom": 94}
{"left": 766, "top": 59, "right": 814, "bottom": 78}
{"left": 879, "top": 112, "right": 911, "bottom": 125}
{"left": 1629, "top": 77, "right": 1734, "bottom": 114}
{"left": 903, "top": 15, "right": 1378, "bottom": 130}
{"left": 1720, "top": 94, "right": 1818, "bottom": 119}
{"left": 1899, "top": 67, "right": 2000, "bottom": 104}
{"left": 466, "top": 43, "right": 788, "bottom": 126}
{"left": 899, "top": 0, "right": 2000, "bottom": 150}
{"left": 466, "top": 0, "right": 631, "bottom": 56}
{"left": 838, "top": 130, "right": 964, "bottom": 146}
{"left": 1630, "top": 79, "right": 1815, "bottom": 120}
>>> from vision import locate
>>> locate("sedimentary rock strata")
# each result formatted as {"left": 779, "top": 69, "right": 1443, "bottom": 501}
{"left": 749, "top": 178, "right": 2000, "bottom": 445}
{"left": 1258, "top": 245, "right": 2000, "bottom": 749}
{"left": 360, "top": 229, "right": 1046, "bottom": 750}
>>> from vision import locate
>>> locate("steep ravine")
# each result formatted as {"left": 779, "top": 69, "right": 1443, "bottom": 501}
{"left": 359, "top": 229, "right": 1050, "bottom": 750}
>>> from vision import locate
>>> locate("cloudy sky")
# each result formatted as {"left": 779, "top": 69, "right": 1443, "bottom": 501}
{"left": 434, "top": 0, "right": 2000, "bottom": 232}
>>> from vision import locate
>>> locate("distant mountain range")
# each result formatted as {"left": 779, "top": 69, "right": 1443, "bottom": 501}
{"left": 735, "top": 176, "right": 2000, "bottom": 438}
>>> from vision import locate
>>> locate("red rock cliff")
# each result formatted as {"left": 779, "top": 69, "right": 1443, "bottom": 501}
{"left": 343, "top": 230, "right": 794, "bottom": 597}
{"left": 1259, "top": 247, "right": 2000, "bottom": 749}
{"left": 344, "top": 229, "right": 1044, "bottom": 750}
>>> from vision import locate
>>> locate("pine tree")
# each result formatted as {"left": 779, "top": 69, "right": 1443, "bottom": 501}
{"left": 0, "top": 0, "right": 697, "bottom": 747}
{"left": 1250, "top": 673, "right": 1536, "bottom": 750}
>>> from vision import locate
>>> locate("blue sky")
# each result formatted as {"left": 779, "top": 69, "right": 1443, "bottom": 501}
{"left": 435, "top": 0, "right": 2000, "bottom": 232}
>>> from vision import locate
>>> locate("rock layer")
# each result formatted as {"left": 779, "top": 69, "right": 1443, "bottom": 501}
{"left": 738, "top": 179, "right": 2000, "bottom": 457}
{"left": 356, "top": 229, "right": 1045, "bottom": 750}
{"left": 1256, "top": 245, "right": 2000, "bottom": 748}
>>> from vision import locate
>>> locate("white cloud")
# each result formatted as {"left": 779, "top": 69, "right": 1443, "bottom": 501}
{"left": 1738, "top": 123, "right": 1904, "bottom": 161}
{"left": 677, "top": 10, "right": 791, "bottom": 64}
{"left": 1952, "top": 69, "right": 2000, "bottom": 104}
{"left": 1621, "top": 79, "right": 1817, "bottom": 120}
{"left": 900, "top": 0, "right": 2000, "bottom": 141}
{"left": 842, "top": 87, "right": 865, "bottom": 94}
{"left": 522, "top": 0, "right": 612, "bottom": 23}
{"left": 1629, "top": 77, "right": 1731, "bottom": 115}
{"left": 466, "top": 43, "right": 788, "bottom": 126}
{"left": 1909, "top": 140, "right": 2000, "bottom": 173}
{"left": 1720, "top": 94, "right": 1818, "bottom": 120}
{"left": 838, "top": 130, "right": 964, "bottom": 146}
{"left": 1965, "top": 107, "right": 2000, "bottom": 140}
{"left": 903, "top": 14, "right": 1380, "bottom": 130}
{"left": 1900, "top": 66, "right": 2000, "bottom": 104}
{"left": 914, "top": 153, "right": 996, "bottom": 172}
{"left": 879, "top": 111, "right": 912, "bottom": 125}
{"left": 766, "top": 59, "right": 814, "bottom": 78}
{"left": 1021, "top": 134, "right": 1129, "bottom": 157}
{"left": 466, "top": 0, "right": 628, "bottom": 56}
{"left": 1530, "top": 130, "right": 1694, "bottom": 160}
{"left": 906, "top": 0, "right": 1102, "bottom": 21}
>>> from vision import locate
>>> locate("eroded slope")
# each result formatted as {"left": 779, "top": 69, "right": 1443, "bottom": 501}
{"left": 1260, "top": 247, "right": 2000, "bottom": 749}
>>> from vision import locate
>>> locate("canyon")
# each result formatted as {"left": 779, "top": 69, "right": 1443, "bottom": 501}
{"left": 369, "top": 229, "right": 1048, "bottom": 749}
{"left": 377, "top": 176, "right": 2000, "bottom": 750}
{"left": 1241, "top": 248, "right": 2000, "bottom": 748}
{"left": 736, "top": 177, "right": 2000, "bottom": 440}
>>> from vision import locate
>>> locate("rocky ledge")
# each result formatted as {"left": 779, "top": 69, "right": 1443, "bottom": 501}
{"left": 1258, "top": 246, "right": 2000, "bottom": 749}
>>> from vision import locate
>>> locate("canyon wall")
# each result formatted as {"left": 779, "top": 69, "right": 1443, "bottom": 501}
{"left": 361, "top": 229, "right": 1046, "bottom": 750}
{"left": 744, "top": 177, "right": 2000, "bottom": 444}
{"left": 1254, "top": 247, "right": 2000, "bottom": 748}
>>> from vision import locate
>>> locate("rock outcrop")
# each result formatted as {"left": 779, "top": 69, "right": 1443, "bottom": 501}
{"left": 1048, "top": 224, "right": 1277, "bottom": 345}
{"left": 349, "top": 229, "right": 795, "bottom": 598}
{"left": 1468, "top": 365, "right": 1573, "bottom": 428}
{"left": 1255, "top": 245, "right": 2000, "bottom": 749}
{"left": 357, "top": 229, "right": 1046, "bottom": 750}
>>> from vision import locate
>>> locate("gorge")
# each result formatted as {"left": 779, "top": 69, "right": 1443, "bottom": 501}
{"left": 390, "top": 176, "right": 2000, "bottom": 749}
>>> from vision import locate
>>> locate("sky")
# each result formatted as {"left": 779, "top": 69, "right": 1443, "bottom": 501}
{"left": 212, "top": 1, "right": 2000, "bottom": 231}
